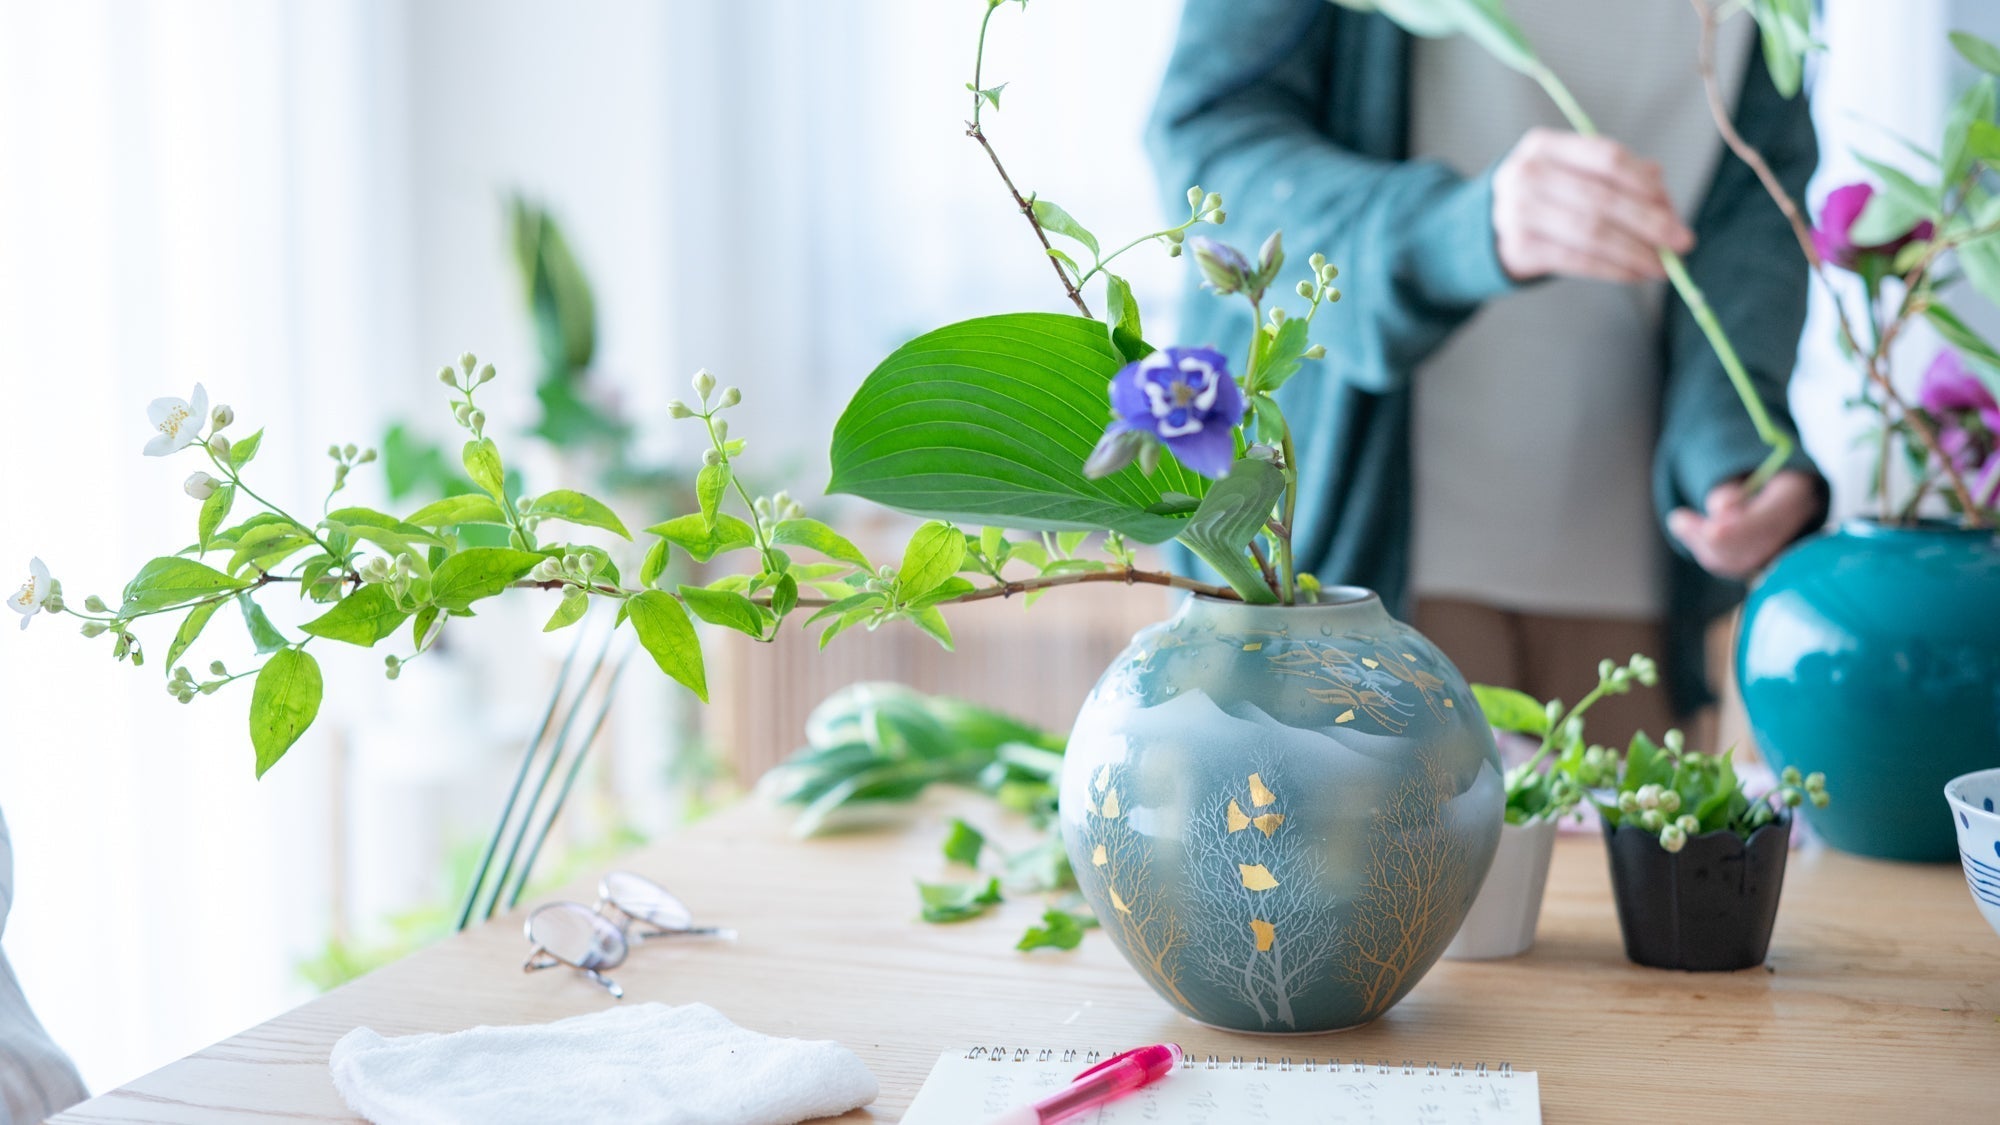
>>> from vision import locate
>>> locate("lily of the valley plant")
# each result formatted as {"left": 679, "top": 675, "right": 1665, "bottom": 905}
{"left": 15, "top": 0, "right": 1339, "bottom": 776}
{"left": 1597, "top": 729, "right": 1828, "bottom": 852}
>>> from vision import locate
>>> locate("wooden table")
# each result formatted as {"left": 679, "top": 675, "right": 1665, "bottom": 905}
{"left": 57, "top": 795, "right": 2000, "bottom": 1123}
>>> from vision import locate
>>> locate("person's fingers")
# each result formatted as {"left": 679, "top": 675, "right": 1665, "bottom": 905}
{"left": 1521, "top": 239, "right": 1652, "bottom": 283}
{"left": 1683, "top": 473, "right": 1819, "bottom": 579}
{"left": 1703, "top": 479, "right": 1748, "bottom": 518}
{"left": 1668, "top": 506, "right": 1731, "bottom": 576}
{"left": 1537, "top": 132, "right": 1672, "bottom": 206}
{"left": 1520, "top": 211, "right": 1667, "bottom": 281}
{"left": 1667, "top": 506, "right": 1705, "bottom": 546}
{"left": 1539, "top": 166, "right": 1693, "bottom": 255}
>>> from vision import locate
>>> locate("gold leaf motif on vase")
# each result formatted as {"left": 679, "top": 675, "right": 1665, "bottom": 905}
{"left": 1109, "top": 887, "right": 1132, "bottom": 914}
{"left": 1249, "top": 918, "right": 1275, "bottom": 952}
{"left": 1237, "top": 864, "right": 1280, "bottom": 891}
{"left": 1226, "top": 799, "right": 1251, "bottom": 833}
{"left": 1252, "top": 812, "right": 1286, "bottom": 837}
{"left": 1091, "top": 844, "right": 1108, "bottom": 866}
{"left": 1100, "top": 788, "right": 1120, "bottom": 817}
{"left": 1247, "top": 773, "right": 1277, "bottom": 807}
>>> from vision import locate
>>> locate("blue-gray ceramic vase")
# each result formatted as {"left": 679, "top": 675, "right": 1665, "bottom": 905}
{"left": 1059, "top": 591, "right": 1503, "bottom": 1033}
{"left": 1737, "top": 521, "right": 2000, "bottom": 862}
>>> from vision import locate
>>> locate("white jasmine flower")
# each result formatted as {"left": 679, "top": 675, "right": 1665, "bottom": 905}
{"left": 9, "top": 558, "right": 53, "bottom": 630}
{"left": 144, "top": 383, "right": 209, "bottom": 457}
{"left": 184, "top": 472, "right": 219, "bottom": 500}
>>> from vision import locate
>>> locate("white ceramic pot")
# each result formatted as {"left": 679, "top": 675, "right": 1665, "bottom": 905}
{"left": 1441, "top": 817, "right": 1558, "bottom": 961}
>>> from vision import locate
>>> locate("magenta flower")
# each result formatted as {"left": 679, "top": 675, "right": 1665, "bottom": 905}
{"left": 1920, "top": 350, "right": 2000, "bottom": 431}
{"left": 1921, "top": 350, "right": 2000, "bottom": 508}
{"left": 1813, "top": 183, "right": 1934, "bottom": 271}
{"left": 1104, "top": 346, "right": 1243, "bottom": 479}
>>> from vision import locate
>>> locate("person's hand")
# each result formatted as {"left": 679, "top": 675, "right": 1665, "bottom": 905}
{"left": 1491, "top": 128, "right": 1696, "bottom": 284}
{"left": 1667, "top": 470, "right": 1822, "bottom": 580}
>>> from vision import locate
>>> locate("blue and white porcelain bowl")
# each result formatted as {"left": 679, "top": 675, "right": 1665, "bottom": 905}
{"left": 1943, "top": 768, "right": 2000, "bottom": 940}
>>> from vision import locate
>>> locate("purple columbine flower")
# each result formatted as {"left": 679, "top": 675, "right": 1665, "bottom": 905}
{"left": 1106, "top": 346, "right": 1244, "bottom": 479}
{"left": 1813, "top": 183, "right": 1934, "bottom": 272}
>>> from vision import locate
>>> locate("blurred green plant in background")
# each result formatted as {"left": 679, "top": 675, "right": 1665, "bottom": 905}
{"left": 380, "top": 195, "right": 686, "bottom": 525}
{"left": 762, "top": 682, "right": 1093, "bottom": 950}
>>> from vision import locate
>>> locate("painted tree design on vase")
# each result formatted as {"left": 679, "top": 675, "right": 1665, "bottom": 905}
{"left": 1332, "top": 745, "right": 1479, "bottom": 1019}
{"left": 1079, "top": 763, "right": 1192, "bottom": 1010}
{"left": 1265, "top": 635, "right": 1455, "bottom": 733}
{"left": 1183, "top": 767, "right": 1338, "bottom": 1030}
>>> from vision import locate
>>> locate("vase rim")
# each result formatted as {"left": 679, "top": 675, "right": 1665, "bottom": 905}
{"left": 1838, "top": 517, "right": 1996, "bottom": 541}
{"left": 1190, "top": 585, "right": 1380, "bottom": 608}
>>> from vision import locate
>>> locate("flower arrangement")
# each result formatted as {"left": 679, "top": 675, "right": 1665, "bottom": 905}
{"left": 8, "top": 0, "right": 1338, "bottom": 776}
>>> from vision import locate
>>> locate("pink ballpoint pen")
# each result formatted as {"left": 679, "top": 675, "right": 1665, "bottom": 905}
{"left": 980, "top": 1043, "right": 1183, "bottom": 1125}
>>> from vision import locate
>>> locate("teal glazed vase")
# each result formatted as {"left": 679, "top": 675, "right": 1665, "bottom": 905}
{"left": 1059, "top": 591, "right": 1503, "bottom": 1033}
{"left": 1737, "top": 521, "right": 2000, "bottom": 862}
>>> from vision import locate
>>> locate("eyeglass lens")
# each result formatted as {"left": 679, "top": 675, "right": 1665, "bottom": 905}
{"left": 526, "top": 902, "right": 628, "bottom": 972}
{"left": 599, "top": 870, "right": 696, "bottom": 931}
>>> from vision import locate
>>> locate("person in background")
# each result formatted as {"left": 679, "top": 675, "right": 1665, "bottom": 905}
{"left": 1, "top": 810, "right": 89, "bottom": 1123}
{"left": 1148, "top": 0, "right": 1827, "bottom": 742}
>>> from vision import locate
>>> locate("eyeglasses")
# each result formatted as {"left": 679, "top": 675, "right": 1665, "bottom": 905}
{"left": 521, "top": 870, "right": 736, "bottom": 998}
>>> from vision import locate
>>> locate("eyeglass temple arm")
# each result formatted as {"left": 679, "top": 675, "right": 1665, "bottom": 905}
{"left": 630, "top": 924, "right": 738, "bottom": 941}
{"left": 586, "top": 970, "right": 624, "bottom": 999}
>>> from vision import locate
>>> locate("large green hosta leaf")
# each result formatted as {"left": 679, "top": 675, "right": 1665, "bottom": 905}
{"left": 828, "top": 313, "right": 1207, "bottom": 543}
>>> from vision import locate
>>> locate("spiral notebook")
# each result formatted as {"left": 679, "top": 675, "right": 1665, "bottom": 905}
{"left": 901, "top": 1047, "right": 1540, "bottom": 1124}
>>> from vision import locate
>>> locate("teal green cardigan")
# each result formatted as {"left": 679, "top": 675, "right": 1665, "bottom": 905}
{"left": 1147, "top": 0, "right": 1826, "bottom": 712}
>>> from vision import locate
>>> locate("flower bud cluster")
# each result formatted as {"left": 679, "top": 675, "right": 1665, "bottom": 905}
{"left": 1600, "top": 653, "right": 1661, "bottom": 695}
{"left": 165, "top": 663, "right": 216, "bottom": 704}
{"left": 441, "top": 353, "right": 495, "bottom": 436}
{"left": 531, "top": 551, "right": 609, "bottom": 588}
{"left": 1778, "top": 765, "right": 1830, "bottom": 808}
{"left": 753, "top": 491, "right": 805, "bottom": 532}
{"left": 324, "top": 443, "right": 378, "bottom": 496}
{"left": 1184, "top": 185, "right": 1226, "bottom": 226}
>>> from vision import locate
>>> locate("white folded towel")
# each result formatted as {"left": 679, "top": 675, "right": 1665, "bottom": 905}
{"left": 329, "top": 1002, "right": 878, "bottom": 1125}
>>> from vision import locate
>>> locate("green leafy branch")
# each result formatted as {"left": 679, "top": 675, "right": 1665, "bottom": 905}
{"left": 46, "top": 344, "right": 1253, "bottom": 777}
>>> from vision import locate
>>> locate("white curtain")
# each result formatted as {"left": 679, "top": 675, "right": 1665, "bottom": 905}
{"left": 0, "top": 0, "right": 404, "bottom": 1092}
